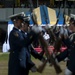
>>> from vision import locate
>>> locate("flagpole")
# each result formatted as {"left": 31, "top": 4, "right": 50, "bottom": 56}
{"left": 37, "top": 0, "right": 38, "bottom": 7}
{"left": 13, "top": 0, "right": 15, "bottom": 14}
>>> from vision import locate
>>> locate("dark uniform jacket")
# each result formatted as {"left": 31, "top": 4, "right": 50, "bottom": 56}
{"left": 19, "top": 30, "right": 44, "bottom": 75}
{"left": 56, "top": 32, "right": 75, "bottom": 72}
{"left": 8, "top": 27, "right": 39, "bottom": 75}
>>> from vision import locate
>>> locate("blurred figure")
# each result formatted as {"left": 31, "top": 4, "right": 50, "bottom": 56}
{"left": 19, "top": 20, "right": 45, "bottom": 75}
{"left": 8, "top": 12, "right": 45, "bottom": 75}
{"left": 56, "top": 15, "right": 75, "bottom": 75}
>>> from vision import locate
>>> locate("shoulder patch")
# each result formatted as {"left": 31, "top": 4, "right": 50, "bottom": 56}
{"left": 13, "top": 32, "right": 19, "bottom": 37}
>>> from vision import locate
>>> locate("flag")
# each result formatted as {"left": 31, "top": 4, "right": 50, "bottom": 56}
{"left": 56, "top": 10, "right": 64, "bottom": 26}
{"left": 65, "top": 15, "right": 70, "bottom": 26}
{"left": 26, "top": 5, "right": 65, "bottom": 26}
{"left": 2, "top": 20, "right": 14, "bottom": 52}
{"left": 26, "top": 5, "right": 57, "bottom": 26}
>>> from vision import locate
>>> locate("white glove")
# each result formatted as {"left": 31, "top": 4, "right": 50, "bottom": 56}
{"left": 32, "top": 25, "right": 43, "bottom": 33}
{"left": 45, "top": 25, "right": 51, "bottom": 30}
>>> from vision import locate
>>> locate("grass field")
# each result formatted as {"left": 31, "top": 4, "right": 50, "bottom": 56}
{"left": 0, "top": 52, "right": 66, "bottom": 75}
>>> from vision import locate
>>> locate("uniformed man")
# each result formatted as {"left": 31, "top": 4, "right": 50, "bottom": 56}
{"left": 8, "top": 12, "right": 44, "bottom": 75}
{"left": 56, "top": 14, "right": 75, "bottom": 75}
{"left": 19, "top": 19, "right": 45, "bottom": 75}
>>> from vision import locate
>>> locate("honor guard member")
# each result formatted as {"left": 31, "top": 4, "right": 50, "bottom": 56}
{"left": 56, "top": 14, "right": 75, "bottom": 75}
{"left": 19, "top": 19, "right": 45, "bottom": 75}
{"left": 8, "top": 12, "right": 44, "bottom": 75}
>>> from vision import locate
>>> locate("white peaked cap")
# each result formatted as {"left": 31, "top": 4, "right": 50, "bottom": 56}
{"left": 9, "top": 12, "right": 25, "bottom": 19}
{"left": 70, "top": 14, "right": 75, "bottom": 20}
{"left": 23, "top": 15, "right": 30, "bottom": 21}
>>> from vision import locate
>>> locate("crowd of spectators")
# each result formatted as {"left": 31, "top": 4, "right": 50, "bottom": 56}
{"left": 0, "top": 0, "right": 75, "bottom": 8}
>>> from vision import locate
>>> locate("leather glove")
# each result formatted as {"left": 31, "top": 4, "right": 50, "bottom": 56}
{"left": 32, "top": 25, "right": 43, "bottom": 34}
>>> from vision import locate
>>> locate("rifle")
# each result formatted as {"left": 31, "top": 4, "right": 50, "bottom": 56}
{"left": 28, "top": 0, "right": 62, "bottom": 74}
{"left": 52, "top": 0, "right": 65, "bottom": 52}
{"left": 27, "top": 0, "right": 52, "bottom": 71}
{"left": 37, "top": 5, "right": 62, "bottom": 74}
{"left": 37, "top": 33, "right": 62, "bottom": 74}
